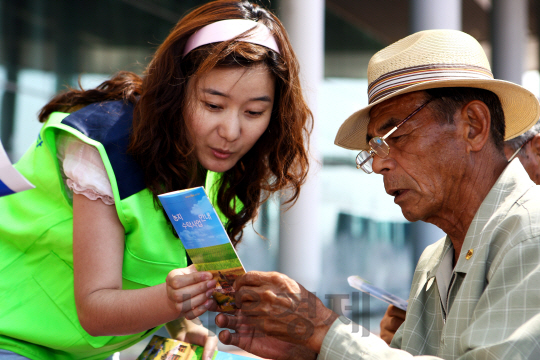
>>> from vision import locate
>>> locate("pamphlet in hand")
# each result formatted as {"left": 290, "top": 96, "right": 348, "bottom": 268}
{"left": 0, "top": 140, "right": 34, "bottom": 197}
{"left": 158, "top": 187, "right": 245, "bottom": 311}
{"left": 347, "top": 275, "right": 408, "bottom": 311}
{"left": 137, "top": 335, "right": 255, "bottom": 360}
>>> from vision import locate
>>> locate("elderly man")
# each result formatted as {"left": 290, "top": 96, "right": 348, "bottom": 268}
{"left": 215, "top": 30, "right": 540, "bottom": 359}
{"left": 505, "top": 119, "right": 540, "bottom": 184}
{"left": 380, "top": 118, "right": 540, "bottom": 346}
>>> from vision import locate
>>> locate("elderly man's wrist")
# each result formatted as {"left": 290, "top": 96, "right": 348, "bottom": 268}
{"left": 306, "top": 309, "right": 339, "bottom": 353}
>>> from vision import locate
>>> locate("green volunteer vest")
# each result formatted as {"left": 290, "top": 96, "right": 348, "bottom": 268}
{"left": 0, "top": 101, "right": 226, "bottom": 360}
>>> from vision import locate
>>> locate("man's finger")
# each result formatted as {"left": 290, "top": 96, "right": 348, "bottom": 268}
{"left": 215, "top": 313, "right": 241, "bottom": 330}
{"left": 234, "top": 271, "right": 269, "bottom": 289}
{"left": 218, "top": 330, "right": 236, "bottom": 346}
{"left": 387, "top": 305, "right": 406, "bottom": 319}
{"left": 235, "top": 286, "right": 263, "bottom": 308}
{"left": 388, "top": 315, "right": 404, "bottom": 331}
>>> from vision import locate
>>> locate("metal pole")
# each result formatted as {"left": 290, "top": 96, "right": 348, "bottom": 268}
{"left": 277, "top": 0, "right": 324, "bottom": 291}
{"left": 411, "top": 0, "right": 462, "bottom": 32}
{"left": 492, "top": 0, "right": 527, "bottom": 84}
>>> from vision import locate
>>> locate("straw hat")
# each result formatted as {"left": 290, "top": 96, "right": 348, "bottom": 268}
{"left": 334, "top": 29, "right": 540, "bottom": 151}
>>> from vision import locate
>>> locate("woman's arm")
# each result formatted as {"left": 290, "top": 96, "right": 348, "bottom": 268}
{"left": 166, "top": 318, "right": 218, "bottom": 360}
{"left": 73, "top": 193, "right": 216, "bottom": 336}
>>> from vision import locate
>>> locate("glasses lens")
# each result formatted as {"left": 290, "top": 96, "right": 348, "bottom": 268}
{"left": 369, "top": 137, "right": 390, "bottom": 158}
{"left": 356, "top": 151, "right": 373, "bottom": 174}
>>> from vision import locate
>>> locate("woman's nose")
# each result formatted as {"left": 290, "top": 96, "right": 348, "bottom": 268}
{"left": 217, "top": 113, "right": 241, "bottom": 141}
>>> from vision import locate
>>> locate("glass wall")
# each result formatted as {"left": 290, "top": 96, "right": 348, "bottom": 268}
{"left": 1, "top": 0, "right": 209, "bottom": 160}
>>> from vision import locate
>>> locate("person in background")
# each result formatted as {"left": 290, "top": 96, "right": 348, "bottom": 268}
{"left": 215, "top": 29, "right": 540, "bottom": 360}
{"left": 504, "top": 118, "right": 540, "bottom": 184}
{"left": 380, "top": 117, "right": 540, "bottom": 346}
{"left": 0, "top": 1, "right": 312, "bottom": 359}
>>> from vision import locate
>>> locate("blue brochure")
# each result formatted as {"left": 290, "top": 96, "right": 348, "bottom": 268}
{"left": 158, "top": 187, "right": 246, "bottom": 311}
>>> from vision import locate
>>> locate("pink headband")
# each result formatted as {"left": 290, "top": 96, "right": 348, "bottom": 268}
{"left": 183, "top": 19, "right": 280, "bottom": 57}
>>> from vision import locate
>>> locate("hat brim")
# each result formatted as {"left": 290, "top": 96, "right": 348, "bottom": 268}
{"left": 334, "top": 78, "right": 540, "bottom": 151}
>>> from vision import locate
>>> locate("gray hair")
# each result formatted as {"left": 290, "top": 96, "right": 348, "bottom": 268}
{"left": 505, "top": 119, "right": 540, "bottom": 151}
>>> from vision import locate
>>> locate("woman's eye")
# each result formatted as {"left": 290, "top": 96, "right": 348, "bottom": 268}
{"left": 204, "top": 102, "right": 221, "bottom": 110}
{"left": 246, "top": 110, "right": 264, "bottom": 117}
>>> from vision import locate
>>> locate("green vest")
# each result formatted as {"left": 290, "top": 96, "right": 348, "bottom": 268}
{"left": 0, "top": 101, "right": 224, "bottom": 359}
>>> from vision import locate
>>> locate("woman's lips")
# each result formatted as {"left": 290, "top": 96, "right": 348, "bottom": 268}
{"left": 211, "top": 148, "right": 233, "bottom": 159}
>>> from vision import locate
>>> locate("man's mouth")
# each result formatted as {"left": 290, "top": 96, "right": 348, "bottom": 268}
{"left": 393, "top": 189, "right": 404, "bottom": 197}
{"left": 387, "top": 188, "right": 409, "bottom": 202}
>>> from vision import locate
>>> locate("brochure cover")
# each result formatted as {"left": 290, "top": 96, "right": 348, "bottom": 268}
{"left": 158, "top": 187, "right": 245, "bottom": 311}
{"left": 0, "top": 139, "right": 34, "bottom": 197}
{"left": 347, "top": 275, "right": 408, "bottom": 311}
{"left": 137, "top": 335, "right": 255, "bottom": 360}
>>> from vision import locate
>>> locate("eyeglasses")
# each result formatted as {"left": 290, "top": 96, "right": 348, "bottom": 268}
{"left": 356, "top": 98, "right": 435, "bottom": 174}
{"left": 507, "top": 137, "right": 532, "bottom": 163}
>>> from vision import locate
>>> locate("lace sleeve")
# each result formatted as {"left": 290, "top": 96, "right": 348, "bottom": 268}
{"left": 57, "top": 133, "right": 115, "bottom": 205}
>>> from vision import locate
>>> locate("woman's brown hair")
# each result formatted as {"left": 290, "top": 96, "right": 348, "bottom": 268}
{"left": 39, "top": 0, "right": 312, "bottom": 245}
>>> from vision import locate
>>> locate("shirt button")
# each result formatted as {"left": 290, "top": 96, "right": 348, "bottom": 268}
{"left": 466, "top": 249, "right": 474, "bottom": 260}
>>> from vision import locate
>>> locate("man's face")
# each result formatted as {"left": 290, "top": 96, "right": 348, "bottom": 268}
{"left": 504, "top": 136, "right": 540, "bottom": 185}
{"left": 367, "top": 92, "right": 465, "bottom": 223}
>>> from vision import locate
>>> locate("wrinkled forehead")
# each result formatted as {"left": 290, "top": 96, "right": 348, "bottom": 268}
{"left": 366, "top": 91, "right": 428, "bottom": 140}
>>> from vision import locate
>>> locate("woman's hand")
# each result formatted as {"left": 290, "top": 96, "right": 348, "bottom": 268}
{"left": 166, "top": 317, "right": 218, "bottom": 360}
{"left": 379, "top": 305, "right": 406, "bottom": 345}
{"left": 165, "top": 265, "right": 217, "bottom": 320}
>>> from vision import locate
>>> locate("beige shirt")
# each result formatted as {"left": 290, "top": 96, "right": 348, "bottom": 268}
{"left": 320, "top": 160, "right": 540, "bottom": 359}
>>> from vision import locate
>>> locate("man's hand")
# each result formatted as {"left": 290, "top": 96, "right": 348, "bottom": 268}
{"left": 216, "top": 312, "right": 317, "bottom": 360}
{"left": 379, "top": 305, "right": 406, "bottom": 345}
{"left": 230, "top": 271, "right": 339, "bottom": 353}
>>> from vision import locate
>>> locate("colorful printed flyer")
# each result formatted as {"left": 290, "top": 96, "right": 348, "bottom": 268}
{"left": 158, "top": 187, "right": 245, "bottom": 311}
{"left": 137, "top": 335, "right": 255, "bottom": 360}
{"left": 0, "top": 140, "right": 34, "bottom": 197}
{"left": 348, "top": 275, "right": 408, "bottom": 311}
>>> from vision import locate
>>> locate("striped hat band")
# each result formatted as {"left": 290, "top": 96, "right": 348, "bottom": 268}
{"left": 368, "top": 64, "right": 494, "bottom": 104}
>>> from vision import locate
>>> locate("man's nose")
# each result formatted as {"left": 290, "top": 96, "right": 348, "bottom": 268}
{"left": 217, "top": 113, "right": 241, "bottom": 141}
{"left": 371, "top": 153, "right": 395, "bottom": 174}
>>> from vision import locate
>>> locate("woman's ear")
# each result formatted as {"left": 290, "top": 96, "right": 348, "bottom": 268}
{"left": 458, "top": 100, "right": 491, "bottom": 153}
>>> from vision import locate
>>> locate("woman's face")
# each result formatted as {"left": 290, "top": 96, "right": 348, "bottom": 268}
{"left": 185, "top": 64, "right": 275, "bottom": 173}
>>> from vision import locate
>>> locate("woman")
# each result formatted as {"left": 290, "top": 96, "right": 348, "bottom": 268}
{"left": 0, "top": 1, "right": 311, "bottom": 359}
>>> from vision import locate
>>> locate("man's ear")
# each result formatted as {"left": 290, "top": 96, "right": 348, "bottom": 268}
{"left": 530, "top": 133, "right": 540, "bottom": 158}
{"left": 458, "top": 100, "right": 491, "bottom": 153}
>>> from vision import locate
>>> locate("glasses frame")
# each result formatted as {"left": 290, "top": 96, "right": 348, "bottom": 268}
{"left": 356, "top": 97, "right": 435, "bottom": 174}
{"left": 507, "top": 136, "right": 533, "bottom": 163}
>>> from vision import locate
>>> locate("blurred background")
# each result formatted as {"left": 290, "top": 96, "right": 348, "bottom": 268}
{"left": 1, "top": 0, "right": 538, "bottom": 357}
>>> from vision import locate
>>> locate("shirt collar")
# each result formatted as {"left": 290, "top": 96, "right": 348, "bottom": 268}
{"left": 426, "top": 236, "right": 453, "bottom": 280}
